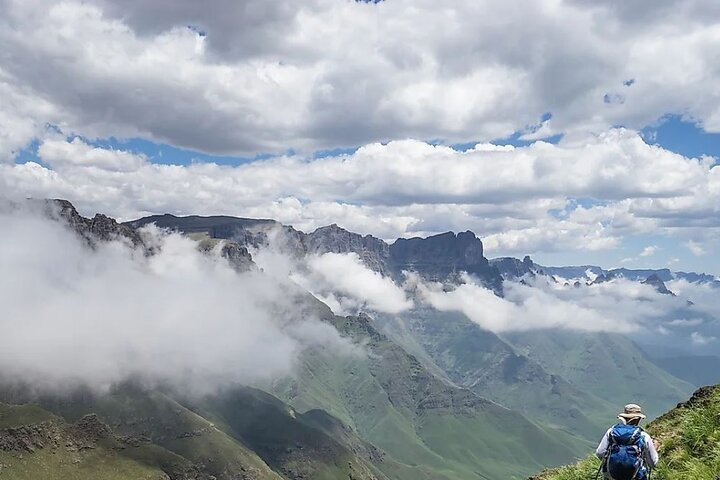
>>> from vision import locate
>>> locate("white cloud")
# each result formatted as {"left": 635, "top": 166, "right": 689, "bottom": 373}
{"left": 38, "top": 137, "right": 145, "bottom": 171}
{"left": 640, "top": 245, "right": 659, "bottom": 257}
{"left": 686, "top": 240, "right": 707, "bottom": 256}
{"left": 0, "top": 208, "right": 355, "bottom": 394}
{"left": 2, "top": 0, "right": 720, "bottom": 158}
{"left": 691, "top": 331, "right": 716, "bottom": 345}
{"left": 408, "top": 272, "right": 720, "bottom": 339}
{"left": 292, "top": 252, "right": 413, "bottom": 315}
{"left": 667, "top": 318, "right": 704, "bottom": 327}
{"left": 1, "top": 130, "right": 717, "bottom": 258}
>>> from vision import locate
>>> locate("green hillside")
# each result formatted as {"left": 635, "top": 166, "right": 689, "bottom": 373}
{"left": 376, "top": 310, "right": 616, "bottom": 438}
{"left": 504, "top": 330, "right": 694, "bottom": 420}
{"left": 531, "top": 385, "right": 720, "bottom": 480}
{"left": 270, "top": 312, "right": 589, "bottom": 480}
{"left": 0, "top": 402, "right": 196, "bottom": 480}
{"left": 0, "top": 384, "right": 386, "bottom": 480}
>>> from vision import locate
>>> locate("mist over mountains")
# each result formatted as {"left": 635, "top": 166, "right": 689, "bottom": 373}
{"left": 0, "top": 199, "right": 717, "bottom": 479}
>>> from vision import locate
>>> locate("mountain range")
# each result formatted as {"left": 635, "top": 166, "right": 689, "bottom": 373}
{"left": 0, "top": 200, "right": 715, "bottom": 479}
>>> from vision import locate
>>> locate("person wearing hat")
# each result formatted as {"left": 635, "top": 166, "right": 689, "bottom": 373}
{"left": 595, "top": 404, "right": 659, "bottom": 479}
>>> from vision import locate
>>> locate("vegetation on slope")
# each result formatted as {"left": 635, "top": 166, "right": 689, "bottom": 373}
{"left": 0, "top": 403, "right": 185, "bottom": 480}
{"left": 504, "top": 330, "right": 694, "bottom": 420}
{"left": 377, "top": 310, "right": 616, "bottom": 438}
{"left": 271, "top": 312, "right": 589, "bottom": 480}
{"left": 0, "top": 383, "right": 387, "bottom": 480}
{"left": 531, "top": 385, "right": 720, "bottom": 480}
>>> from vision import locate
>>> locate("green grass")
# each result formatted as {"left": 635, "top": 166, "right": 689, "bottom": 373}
{"left": 534, "top": 385, "right": 720, "bottom": 480}
{"left": 377, "top": 310, "right": 618, "bottom": 439}
{"left": 0, "top": 447, "right": 166, "bottom": 480}
{"left": 504, "top": 330, "right": 694, "bottom": 421}
{"left": 270, "top": 314, "right": 588, "bottom": 480}
{"left": 0, "top": 403, "right": 168, "bottom": 480}
{"left": 0, "top": 403, "right": 57, "bottom": 428}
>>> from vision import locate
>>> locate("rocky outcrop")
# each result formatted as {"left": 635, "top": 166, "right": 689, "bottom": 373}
{"left": 390, "top": 231, "right": 503, "bottom": 293}
{"left": 304, "top": 224, "right": 390, "bottom": 274}
{"left": 0, "top": 414, "right": 110, "bottom": 453}
{"left": 43, "top": 199, "right": 147, "bottom": 250}
{"left": 641, "top": 273, "right": 676, "bottom": 295}
{"left": 490, "top": 255, "right": 541, "bottom": 280}
{"left": 37, "top": 200, "right": 256, "bottom": 271}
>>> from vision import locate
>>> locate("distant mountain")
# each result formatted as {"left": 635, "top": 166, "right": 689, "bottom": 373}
{"left": 375, "top": 309, "right": 614, "bottom": 439}
{"left": 3, "top": 200, "right": 706, "bottom": 480}
{"left": 504, "top": 330, "right": 694, "bottom": 420}
{"left": 489, "top": 256, "right": 542, "bottom": 280}
{"left": 270, "top": 308, "right": 588, "bottom": 480}
{"left": 127, "top": 213, "right": 505, "bottom": 292}
{"left": 497, "top": 257, "right": 720, "bottom": 287}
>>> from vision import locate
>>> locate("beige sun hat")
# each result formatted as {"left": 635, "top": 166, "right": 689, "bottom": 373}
{"left": 617, "top": 403, "right": 646, "bottom": 420}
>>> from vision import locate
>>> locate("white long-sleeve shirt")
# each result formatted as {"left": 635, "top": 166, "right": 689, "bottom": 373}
{"left": 595, "top": 427, "right": 659, "bottom": 467}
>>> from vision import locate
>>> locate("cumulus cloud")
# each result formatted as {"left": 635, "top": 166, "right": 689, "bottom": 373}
{"left": 2, "top": 0, "right": 720, "bottom": 158}
{"left": 640, "top": 245, "right": 659, "bottom": 257}
{"left": 0, "top": 208, "right": 355, "bottom": 394}
{"left": 2, "top": 129, "right": 718, "bottom": 259}
{"left": 686, "top": 240, "right": 707, "bottom": 256}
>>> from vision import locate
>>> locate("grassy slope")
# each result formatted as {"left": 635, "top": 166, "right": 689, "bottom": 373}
{"left": 377, "top": 310, "right": 616, "bottom": 438}
{"left": 532, "top": 385, "right": 720, "bottom": 480}
{"left": 43, "top": 386, "right": 283, "bottom": 480}
{"left": 0, "top": 403, "right": 180, "bottom": 480}
{"left": 271, "top": 313, "right": 588, "bottom": 480}
{"left": 195, "top": 386, "right": 388, "bottom": 480}
{"left": 504, "top": 330, "right": 694, "bottom": 420}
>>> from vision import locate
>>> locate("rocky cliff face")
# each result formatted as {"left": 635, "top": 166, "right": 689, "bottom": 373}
{"left": 304, "top": 224, "right": 390, "bottom": 274}
{"left": 43, "top": 199, "right": 147, "bottom": 250}
{"left": 642, "top": 273, "right": 676, "bottom": 295}
{"left": 39, "top": 200, "right": 256, "bottom": 271}
{"left": 126, "top": 213, "right": 505, "bottom": 293}
{"left": 490, "top": 255, "right": 541, "bottom": 280}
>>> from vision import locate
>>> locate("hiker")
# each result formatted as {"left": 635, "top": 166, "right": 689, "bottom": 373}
{"left": 595, "top": 404, "right": 659, "bottom": 480}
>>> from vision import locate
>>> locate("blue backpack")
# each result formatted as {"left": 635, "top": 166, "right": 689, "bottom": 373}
{"left": 605, "top": 423, "right": 647, "bottom": 480}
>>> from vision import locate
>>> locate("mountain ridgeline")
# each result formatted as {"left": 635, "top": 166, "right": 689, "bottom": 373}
{"left": 127, "top": 213, "right": 504, "bottom": 293}
{"left": 0, "top": 200, "right": 708, "bottom": 479}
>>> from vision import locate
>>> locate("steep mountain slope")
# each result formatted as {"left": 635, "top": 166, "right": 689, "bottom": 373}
{"left": 5, "top": 200, "right": 585, "bottom": 480}
{"left": 504, "top": 330, "right": 694, "bottom": 420}
{"left": 531, "top": 385, "right": 720, "bottom": 480}
{"left": 270, "top": 309, "right": 589, "bottom": 480}
{"left": 2, "top": 383, "right": 387, "bottom": 480}
{"left": 376, "top": 309, "right": 615, "bottom": 438}
{"left": 0, "top": 402, "right": 207, "bottom": 480}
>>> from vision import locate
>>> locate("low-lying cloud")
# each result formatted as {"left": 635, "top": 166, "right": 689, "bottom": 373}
{"left": 405, "top": 272, "right": 718, "bottom": 353}
{"left": 294, "top": 252, "right": 413, "bottom": 316}
{"left": 0, "top": 209, "right": 355, "bottom": 394}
